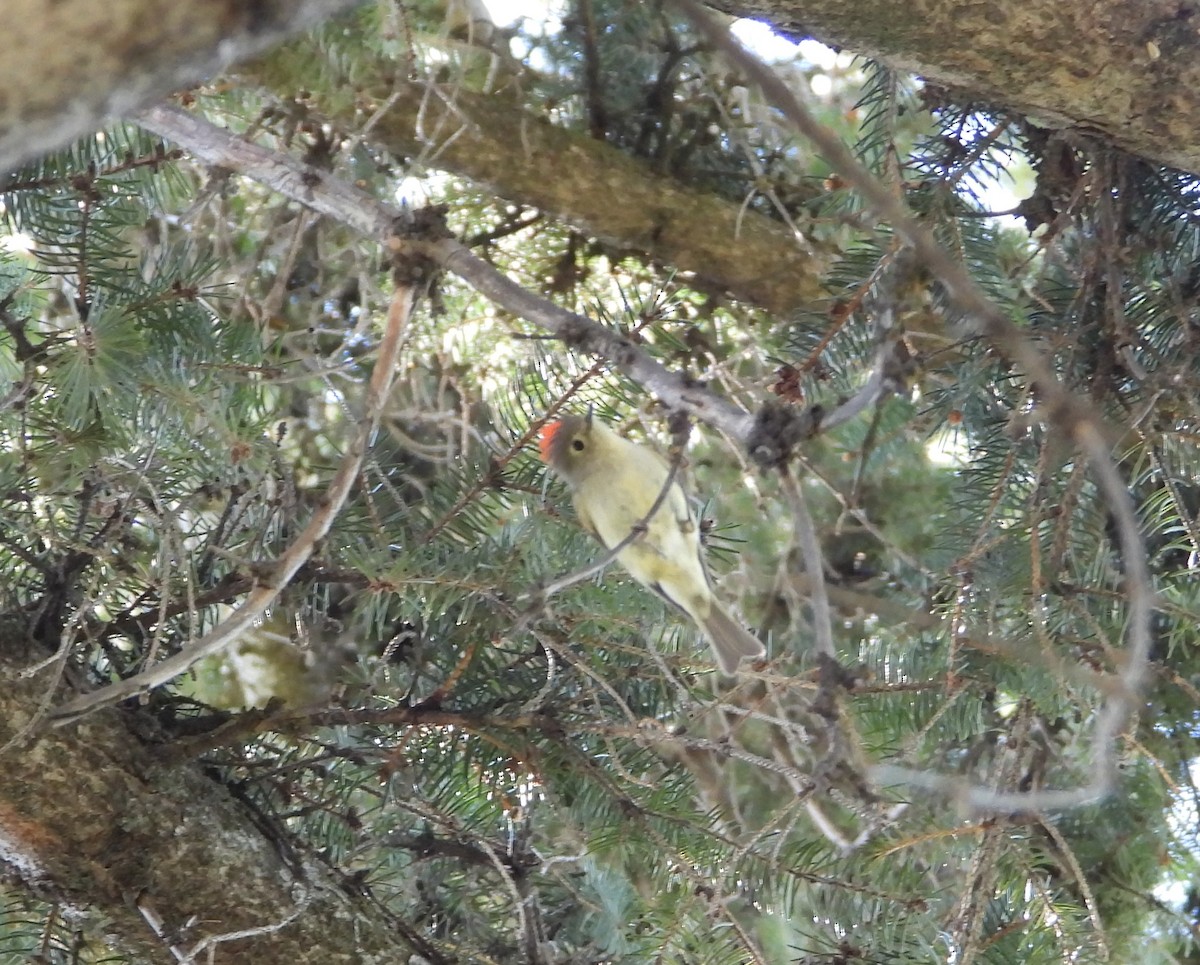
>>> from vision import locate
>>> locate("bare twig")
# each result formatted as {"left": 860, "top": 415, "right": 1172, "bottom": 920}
{"left": 136, "top": 104, "right": 396, "bottom": 238}
{"left": 412, "top": 233, "right": 756, "bottom": 440}
{"left": 179, "top": 889, "right": 312, "bottom": 964}
{"left": 1037, "top": 815, "right": 1111, "bottom": 961}
{"left": 779, "top": 467, "right": 835, "bottom": 658}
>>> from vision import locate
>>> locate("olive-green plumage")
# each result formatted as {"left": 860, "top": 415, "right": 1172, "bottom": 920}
{"left": 539, "top": 414, "right": 764, "bottom": 674}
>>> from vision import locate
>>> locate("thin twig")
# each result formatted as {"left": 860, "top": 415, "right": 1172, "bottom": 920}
{"left": 179, "top": 890, "right": 312, "bottom": 964}
{"left": 779, "top": 466, "right": 835, "bottom": 658}
{"left": 1037, "top": 815, "right": 1111, "bottom": 961}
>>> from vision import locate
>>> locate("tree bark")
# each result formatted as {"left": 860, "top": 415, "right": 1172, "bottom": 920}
{"left": 0, "top": 638, "right": 420, "bottom": 964}
{"left": 4, "top": 0, "right": 1199, "bottom": 180}
{"left": 242, "top": 50, "right": 829, "bottom": 316}
{"left": 0, "top": 0, "right": 365, "bottom": 175}
{"left": 713, "top": 0, "right": 1200, "bottom": 175}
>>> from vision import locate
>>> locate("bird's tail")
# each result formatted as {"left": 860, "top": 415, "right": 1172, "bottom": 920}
{"left": 701, "top": 602, "right": 765, "bottom": 675}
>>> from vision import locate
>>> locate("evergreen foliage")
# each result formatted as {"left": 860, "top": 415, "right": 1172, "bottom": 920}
{"left": 2, "top": 2, "right": 1200, "bottom": 963}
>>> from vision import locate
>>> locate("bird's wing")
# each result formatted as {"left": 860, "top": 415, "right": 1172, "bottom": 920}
{"left": 572, "top": 491, "right": 600, "bottom": 542}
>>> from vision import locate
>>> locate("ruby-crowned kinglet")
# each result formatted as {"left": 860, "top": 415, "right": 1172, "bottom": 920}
{"left": 538, "top": 413, "right": 764, "bottom": 675}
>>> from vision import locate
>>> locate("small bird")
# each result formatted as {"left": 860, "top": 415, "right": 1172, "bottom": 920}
{"left": 538, "top": 413, "right": 764, "bottom": 674}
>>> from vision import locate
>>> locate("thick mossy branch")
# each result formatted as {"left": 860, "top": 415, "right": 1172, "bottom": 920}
{"left": 0, "top": 637, "right": 427, "bottom": 964}
{"left": 711, "top": 0, "right": 1200, "bottom": 176}
{"left": 0, "top": 0, "right": 365, "bottom": 174}
{"left": 243, "top": 50, "right": 829, "bottom": 316}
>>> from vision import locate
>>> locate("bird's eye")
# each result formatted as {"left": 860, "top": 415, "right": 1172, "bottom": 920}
{"left": 572, "top": 439, "right": 585, "bottom": 452}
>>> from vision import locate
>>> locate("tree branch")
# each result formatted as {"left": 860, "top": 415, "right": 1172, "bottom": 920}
{"left": 240, "top": 52, "right": 829, "bottom": 315}
{"left": 712, "top": 0, "right": 1200, "bottom": 176}
{"left": 0, "top": 637, "right": 429, "bottom": 964}
{"left": 675, "top": 0, "right": 1154, "bottom": 811}
{"left": 135, "top": 104, "right": 891, "bottom": 452}
{"left": 0, "top": 0, "right": 365, "bottom": 175}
